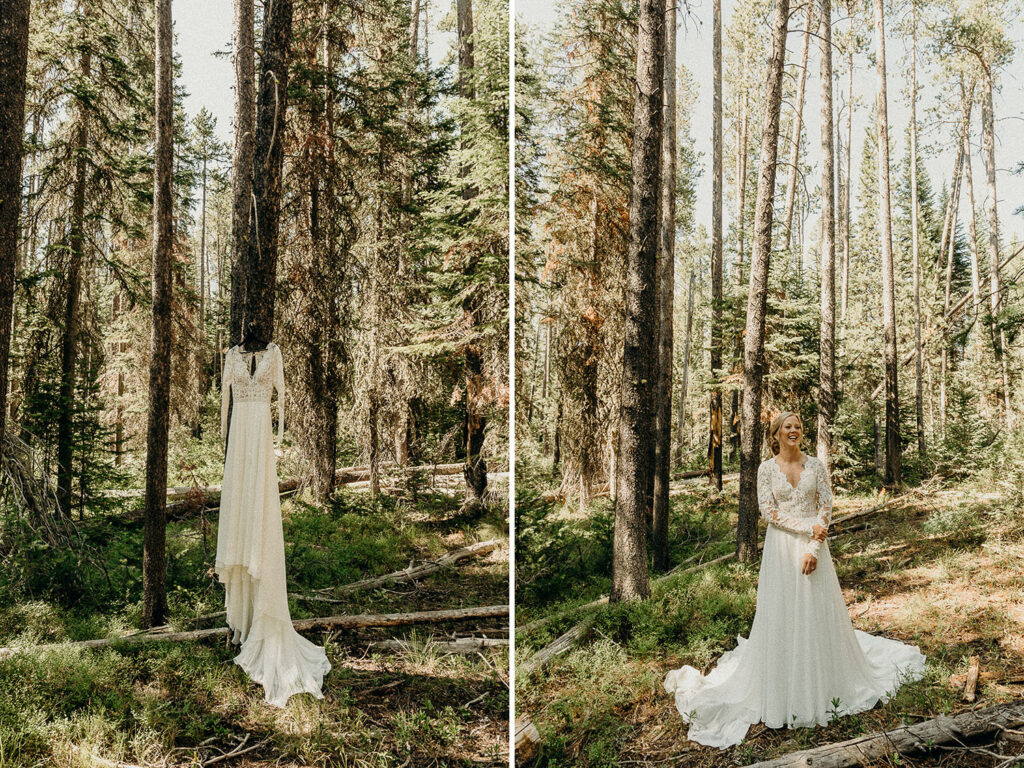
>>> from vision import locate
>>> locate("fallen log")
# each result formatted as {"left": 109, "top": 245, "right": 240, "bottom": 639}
{"left": 367, "top": 636, "right": 508, "bottom": 654}
{"left": 515, "top": 716, "right": 542, "bottom": 766}
{"left": 101, "top": 462, "right": 469, "bottom": 500}
{"left": 111, "top": 463, "right": 493, "bottom": 524}
{"left": 746, "top": 700, "right": 1024, "bottom": 768}
{"left": 518, "top": 624, "right": 584, "bottom": 677}
{"left": 289, "top": 540, "right": 500, "bottom": 603}
{"left": 0, "top": 605, "right": 510, "bottom": 659}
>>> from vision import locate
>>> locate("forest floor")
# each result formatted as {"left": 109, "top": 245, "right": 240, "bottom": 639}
{"left": 0, "top": 451, "right": 509, "bottom": 767}
{"left": 515, "top": 458, "right": 1024, "bottom": 767}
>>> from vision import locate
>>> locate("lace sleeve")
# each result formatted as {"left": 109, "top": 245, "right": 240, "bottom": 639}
{"left": 220, "top": 347, "right": 232, "bottom": 443}
{"left": 757, "top": 461, "right": 816, "bottom": 536}
{"left": 273, "top": 344, "right": 285, "bottom": 449}
{"left": 806, "top": 458, "right": 834, "bottom": 558}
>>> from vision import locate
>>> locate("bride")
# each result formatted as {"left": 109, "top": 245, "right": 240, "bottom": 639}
{"left": 663, "top": 411, "right": 926, "bottom": 748}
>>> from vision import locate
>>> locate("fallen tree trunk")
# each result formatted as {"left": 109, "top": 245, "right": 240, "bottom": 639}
{"left": 746, "top": 700, "right": 1024, "bottom": 768}
{"left": 367, "top": 636, "right": 508, "bottom": 654}
{"left": 289, "top": 539, "right": 499, "bottom": 603}
{"left": 101, "top": 462, "right": 469, "bottom": 500}
{"left": 0, "top": 605, "right": 509, "bottom": 659}
{"left": 113, "top": 463, "right": 491, "bottom": 523}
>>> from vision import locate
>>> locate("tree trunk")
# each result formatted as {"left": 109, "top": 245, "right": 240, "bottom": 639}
{"left": 0, "top": 0, "right": 31, "bottom": 446}
{"left": 737, "top": 0, "right": 788, "bottom": 562}
{"left": 229, "top": 0, "right": 254, "bottom": 348}
{"left": 652, "top": 0, "right": 676, "bottom": 573}
{"left": 675, "top": 270, "right": 695, "bottom": 464}
{"left": 874, "top": 0, "right": 900, "bottom": 487}
{"left": 909, "top": 2, "right": 924, "bottom": 457}
{"left": 817, "top": 0, "right": 835, "bottom": 472}
{"left": 940, "top": 90, "right": 971, "bottom": 438}
{"left": 57, "top": 46, "right": 91, "bottom": 517}
{"left": 980, "top": 65, "right": 1008, "bottom": 425}
{"left": 841, "top": 50, "right": 852, "bottom": 325}
{"left": 455, "top": 0, "right": 488, "bottom": 511}
{"left": 781, "top": 1, "right": 814, "bottom": 256}
{"left": 962, "top": 89, "right": 980, "bottom": 353}
{"left": 244, "top": 0, "right": 292, "bottom": 344}
{"left": 612, "top": 0, "right": 664, "bottom": 603}
{"left": 142, "top": 0, "right": 174, "bottom": 630}
{"left": 708, "top": 0, "right": 723, "bottom": 491}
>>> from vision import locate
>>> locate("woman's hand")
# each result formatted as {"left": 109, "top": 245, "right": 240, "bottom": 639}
{"left": 801, "top": 554, "right": 818, "bottom": 575}
{"left": 812, "top": 524, "right": 828, "bottom": 542}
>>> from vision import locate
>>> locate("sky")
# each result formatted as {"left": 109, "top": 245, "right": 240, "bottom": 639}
{"left": 516, "top": 0, "right": 1024, "bottom": 245}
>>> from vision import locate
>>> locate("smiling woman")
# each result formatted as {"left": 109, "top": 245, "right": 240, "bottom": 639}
{"left": 662, "top": 411, "right": 927, "bottom": 747}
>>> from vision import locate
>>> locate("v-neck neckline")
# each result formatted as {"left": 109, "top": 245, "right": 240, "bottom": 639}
{"left": 236, "top": 345, "right": 270, "bottom": 382}
{"left": 773, "top": 454, "right": 808, "bottom": 491}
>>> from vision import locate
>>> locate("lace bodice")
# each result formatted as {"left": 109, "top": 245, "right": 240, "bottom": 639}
{"left": 220, "top": 343, "right": 285, "bottom": 448}
{"left": 757, "top": 455, "right": 833, "bottom": 557}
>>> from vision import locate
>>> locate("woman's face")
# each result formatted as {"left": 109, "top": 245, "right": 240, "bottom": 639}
{"left": 779, "top": 415, "right": 802, "bottom": 449}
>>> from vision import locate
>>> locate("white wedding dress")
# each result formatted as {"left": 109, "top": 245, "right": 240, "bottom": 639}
{"left": 217, "top": 342, "right": 331, "bottom": 707}
{"left": 663, "top": 454, "right": 926, "bottom": 748}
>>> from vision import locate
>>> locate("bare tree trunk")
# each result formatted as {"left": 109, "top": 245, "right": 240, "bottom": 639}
{"left": 729, "top": 46, "right": 748, "bottom": 465}
{"left": 229, "top": 0, "right": 254, "bottom": 347}
{"left": 817, "top": 0, "right": 835, "bottom": 472}
{"left": 142, "top": 0, "right": 173, "bottom": 630}
{"left": 782, "top": 2, "right": 814, "bottom": 255}
{"left": 612, "top": 0, "right": 664, "bottom": 603}
{"left": 980, "top": 65, "right": 1008, "bottom": 425}
{"left": 962, "top": 90, "right": 980, "bottom": 349}
{"left": 874, "top": 0, "right": 900, "bottom": 487}
{"left": 841, "top": 50, "right": 852, "bottom": 325}
{"left": 940, "top": 91, "right": 971, "bottom": 438}
{"left": 709, "top": 0, "right": 723, "bottom": 491}
{"left": 57, "top": 46, "right": 91, "bottom": 517}
{"left": 652, "top": 0, "right": 677, "bottom": 573}
{"left": 455, "top": 0, "right": 488, "bottom": 510}
{"left": 0, "top": 0, "right": 31, "bottom": 446}
{"left": 244, "top": 0, "right": 293, "bottom": 344}
{"left": 738, "top": 0, "right": 789, "bottom": 561}
{"left": 675, "top": 270, "right": 695, "bottom": 464}
{"left": 909, "top": 1, "right": 924, "bottom": 457}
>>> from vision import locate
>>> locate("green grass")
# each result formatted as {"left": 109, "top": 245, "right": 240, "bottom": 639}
{"left": 0, "top": 475, "right": 509, "bottom": 767}
{"left": 515, "top": 465, "right": 1024, "bottom": 768}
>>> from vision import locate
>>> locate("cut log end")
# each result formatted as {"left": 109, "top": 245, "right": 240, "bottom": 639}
{"left": 515, "top": 716, "right": 541, "bottom": 766}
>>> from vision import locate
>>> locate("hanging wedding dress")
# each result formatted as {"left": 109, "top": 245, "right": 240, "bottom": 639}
{"left": 217, "top": 342, "right": 331, "bottom": 707}
{"left": 663, "top": 455, "right": 926, "bottom": 748}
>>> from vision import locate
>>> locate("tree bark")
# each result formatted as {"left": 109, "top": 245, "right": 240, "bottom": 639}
{"left": 708, "top": 0, "right": 723, "bottom": 491}
{"left": 980, "top": 65, "right": 1008, "bottom": 424}
{"left": 940, "top": 90, "right": 971, "bottom": 437}
{"left": 675, "top": 271, "right": 695, "bottom": 464}
{"left": 840, "top": 50, "right": 852, "bottom": 325}
{"left": 244, "top": 0, "right": 292, "bottom": 344}
{"left": 909, "top": 2, "right": 924, "bottom": 457}
{"left": 817, "top": 0, "right": 835, "bottom": 472}
{"left": 142, "top": 0, "right": 174, "bottom": 630}
{"left": 57, "top": 45, "right": 91, "bottom": 517}
{"left": 0, "top": 0, "right": 31, "bottom": 446}
{"left": 874, "top": 0, "right": 900, "bottom": 487}
{"left": 781, "top": 1, "right": 814, "bottom": 257}
{"left": 737, "top": 0, "right": 788, "bottom": 562}
{"left": 652, "top": 0, "right": 676, "bottom": 573}
{"left": 229, "top": 0, "right": 255, "bottom": 348}
{"left": 611, "top": 0, "right": 664, "bottom": 603}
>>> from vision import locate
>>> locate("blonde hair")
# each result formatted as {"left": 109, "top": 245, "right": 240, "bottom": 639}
{"left": 768, "top": 411, "right": 803, "bottom": 455}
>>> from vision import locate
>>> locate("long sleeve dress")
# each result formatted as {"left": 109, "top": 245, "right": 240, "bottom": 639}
{"left": 217, "top": 342, "right": 331, "bottom": 707}
{"left": 662, "top": 454, "right": 926, "bottom": 748}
